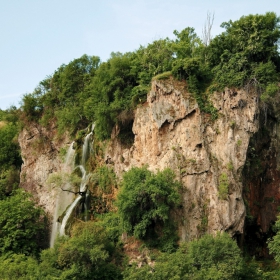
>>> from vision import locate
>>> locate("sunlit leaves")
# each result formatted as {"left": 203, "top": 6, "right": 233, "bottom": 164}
{"left": 209, "top": 12, "right": 280, "bottom": 91}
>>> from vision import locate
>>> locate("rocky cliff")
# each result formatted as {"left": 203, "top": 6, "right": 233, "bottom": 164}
{"left": 106, "top": 77, "right": 259, "bottom": 240}
{"left": 19, "top": 122, "right": 72, "bottom": 218}
{"left": 18, "top": 77, "right": 280, "bottom": 249}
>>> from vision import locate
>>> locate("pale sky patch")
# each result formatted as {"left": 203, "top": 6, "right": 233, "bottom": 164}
{"left": 0, "top": 0, "right": 280, "bottom": 110}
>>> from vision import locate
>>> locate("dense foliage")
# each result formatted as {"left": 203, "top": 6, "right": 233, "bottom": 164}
{"left": 0, "top": 110, "right": 47, "bottom": 262}
{"left": 117, "top": 167, "right": 181, "bottom": 251}
{"left": 124, "top": 233, "right": 262, "bottom": 280}
{"left": 38, "top": 221, "right": 122, "bottom": 280}
{"left": 0, "top": 109, "right": 22, "bottom": 198}
{"left": 20, "top": 13, "right": 280, "bottom": 139}
{"left": 268, "top": 216, "right": 280, "bottom": 262}
{"left": 0, "top": 189, "right": 46, "bottom": 256}
{"left": 209, "top": 12, "right": 280, "bottom": 98}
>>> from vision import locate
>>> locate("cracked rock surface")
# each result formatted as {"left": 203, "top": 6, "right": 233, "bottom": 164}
{"left": 107, "top": 77, "right": 259, "bottom": 240}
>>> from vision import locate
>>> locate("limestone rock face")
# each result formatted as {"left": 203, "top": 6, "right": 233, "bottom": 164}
{"left": 18, "top": 77, "right": 266, "bottom": 242}
{"left": 107, "top": 78, "right": 259, "bottom": 240}
{"left": 18, "top": 123, "right": 71, "bottom": 217}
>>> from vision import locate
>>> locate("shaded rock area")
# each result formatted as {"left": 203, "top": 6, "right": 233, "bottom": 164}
{"left": 243, "top": 100, "right": 280, "bottom": 258}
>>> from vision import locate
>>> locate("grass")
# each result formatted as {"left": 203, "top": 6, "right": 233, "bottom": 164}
{"left": 152, "top": 71, "right": 172, "bottom": 81}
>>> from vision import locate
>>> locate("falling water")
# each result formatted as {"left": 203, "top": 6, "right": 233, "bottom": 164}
{"left": 82, "top": 132, "right": 92, "bottom": 167}
{"left": 59, "top": 196, "right": 82, "bottom": 235}
{"left": 50, "top": 142, "right": 76, "bottom": 247}
{"left": 65, "top": 141, "right": 75, "bottom": 170}
{"left": 50, "top": 196, "right": 61, "bottom": 248}
{"left": 84, "top": 190, "right": 91, "bottom": 221}
{"left": 59, "top": 131, "right": 93, "bottom": 237}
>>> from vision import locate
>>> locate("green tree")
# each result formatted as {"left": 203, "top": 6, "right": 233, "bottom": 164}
{"left": 124, "top": 233, "right": 262, "bottom": 280}
{"left": 134, "top": 38, "right": 174, "bottom": 85}
{"left": 85, "top": 52, "right": 138, "bottom": 139}
{"left": 0, "top": 254, "right": 40, "bottom": 280}
{"left": 0, "top": 122, "right": 21, "bottom": 198}
{"left": 117, "top": 167, "right": 181, "bottom": 249}
{"left": 268, "top": 216, "right": 280, "bottom": 263}
{"left": 0, "top": 166, "right": 20, "bottom": 199}
{"left": 172, "top": 27, "right": 203, "bottom": 59}
{"left": 209, "top": 12, "right": 280, "bottom": 93}
{"left": 21, "top": 92, "right": 43, "bottom": 122}
{"left": 21, "top": 55, "right": 100, "bottom": 134}
{"left": 0, "top": 123, "right": 21, "bottom": 169}
{"left": 0, "top": 189, "right": 47, "bottom": 256}
{"left": 40, "top": 221, "right": 122, "bottom": 279}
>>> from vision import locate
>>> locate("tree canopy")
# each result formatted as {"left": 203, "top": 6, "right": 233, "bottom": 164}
{"left": 124, "top": 233, "right": 262, "bottom": 280}
{"left": 117, "top": 167, "right": 181, "bottom": 251}
{"left": 19, "top": 12, "right": 280, "bottom": 139}
{"left": 0, "top": 189, "right": 46, "bottom": 256}
{"left": 209, "top": 12, "right": 280, "bottom": 95}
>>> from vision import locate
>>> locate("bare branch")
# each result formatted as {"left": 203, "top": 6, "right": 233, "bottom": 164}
{"left": 202, "top": 11, "right": 215, "bottom": 46}
{"left": 60, "top": 186, "right": 88, "bottom": 196}
{"left": 60, "top": 187, "right": 79, "bottom": 194}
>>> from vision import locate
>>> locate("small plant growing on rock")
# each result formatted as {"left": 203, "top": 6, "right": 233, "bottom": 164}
{"left": 59, "top": 147, "right": 67, "bottom": 161}
{"left": 187, "top": 158, "right": 196, "bottom": 164}
{"left": 215, "top": 127, "right": 220, "bottom": 134}
{"left": 227, "top": 161, "right": 234, "bottom": 171}
{"left": 237, "top": 139, "right": 242, "bottom": 147}
{"left": 218, "top": 173, "right": 229, "bottom": 200}
{"left": 229, "top": 120, "right": 236, "bottom": 129}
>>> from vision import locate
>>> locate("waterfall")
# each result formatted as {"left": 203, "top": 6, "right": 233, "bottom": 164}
{"left": 50, "top": 196, "right": 61, "bottom": 248}
{"left": 65, "top": 141, "right": 75, "bottom": 170}
{"left": 82, "top": 132, "right": 92, "bottom": 167}
{"left": 50, "top": 142, "right": 75, "bottom": 247}
{"left": 58, "top": 130, "right": 93, "bottom": 238}
{"left": 59, "top": 196, "right": 82, "bottom": 236}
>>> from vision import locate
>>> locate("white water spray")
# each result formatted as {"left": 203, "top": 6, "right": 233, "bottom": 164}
{"left": 65, "top": 141, "right": 75, "bottom": 170}
{"left": 50, "top": 142, "right": 76, "bottom": 247}
{"left": 82, "top": 132, "right": 92, "bottom": 167}
{"left": 58, "top": 129, "right": 94, "bottom": 237}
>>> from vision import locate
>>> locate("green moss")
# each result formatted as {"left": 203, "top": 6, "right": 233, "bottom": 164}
{"left": 229, "top": 120, "right": 236, "bottom": 129}
{"left": 59, "top": 147, "right": 67, "bottom": 161}
{"left": 237, "top": 139, "right": 242, "bottom": 147}
{"left": 227, "top": 161, "right": 234, "bottom": 171}
{"left": 218, "top": 173, "right": 229, "bottom": 200}
{"left": 197, "top": 201, "right": 209, "bottom": 235}
{"left": 152, "top": 71, "right": 172, "bottom": 80}
{"left": 91, "top": 166, "right": 117, "bottom": 194}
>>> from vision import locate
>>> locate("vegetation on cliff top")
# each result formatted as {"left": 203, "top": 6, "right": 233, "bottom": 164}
{"left": 20, "top": 12, "right": 280, "bottom": 139}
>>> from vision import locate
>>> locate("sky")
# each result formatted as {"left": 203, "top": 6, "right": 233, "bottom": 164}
{"left": 1, "top": 0, "right": 280, "bottom": 110}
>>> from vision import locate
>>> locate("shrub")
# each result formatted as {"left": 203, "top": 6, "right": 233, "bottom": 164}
{"left": 117, "top": 167, "right": 181, "bottom": 249}
{"left": 124, "top": 233, "right": 259, "bottom": 279}
{"left": 91, "top": 166, "right": 117, "bottom": 194}
{"left": 0, "top": 189, "right": 47, "bottom": 256}
{"left": 218, "top": 173, "right": 229, "bottom": 200}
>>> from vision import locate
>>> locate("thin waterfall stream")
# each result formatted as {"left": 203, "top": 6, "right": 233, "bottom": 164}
{"left": 50, "top": 141, "right": 75, "bottom": 247}
{"left": 50, "top": 128, "right": 94, "bottom": 247}
{"left": 59, "top": 165, "right": 91, "bottom": 236}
